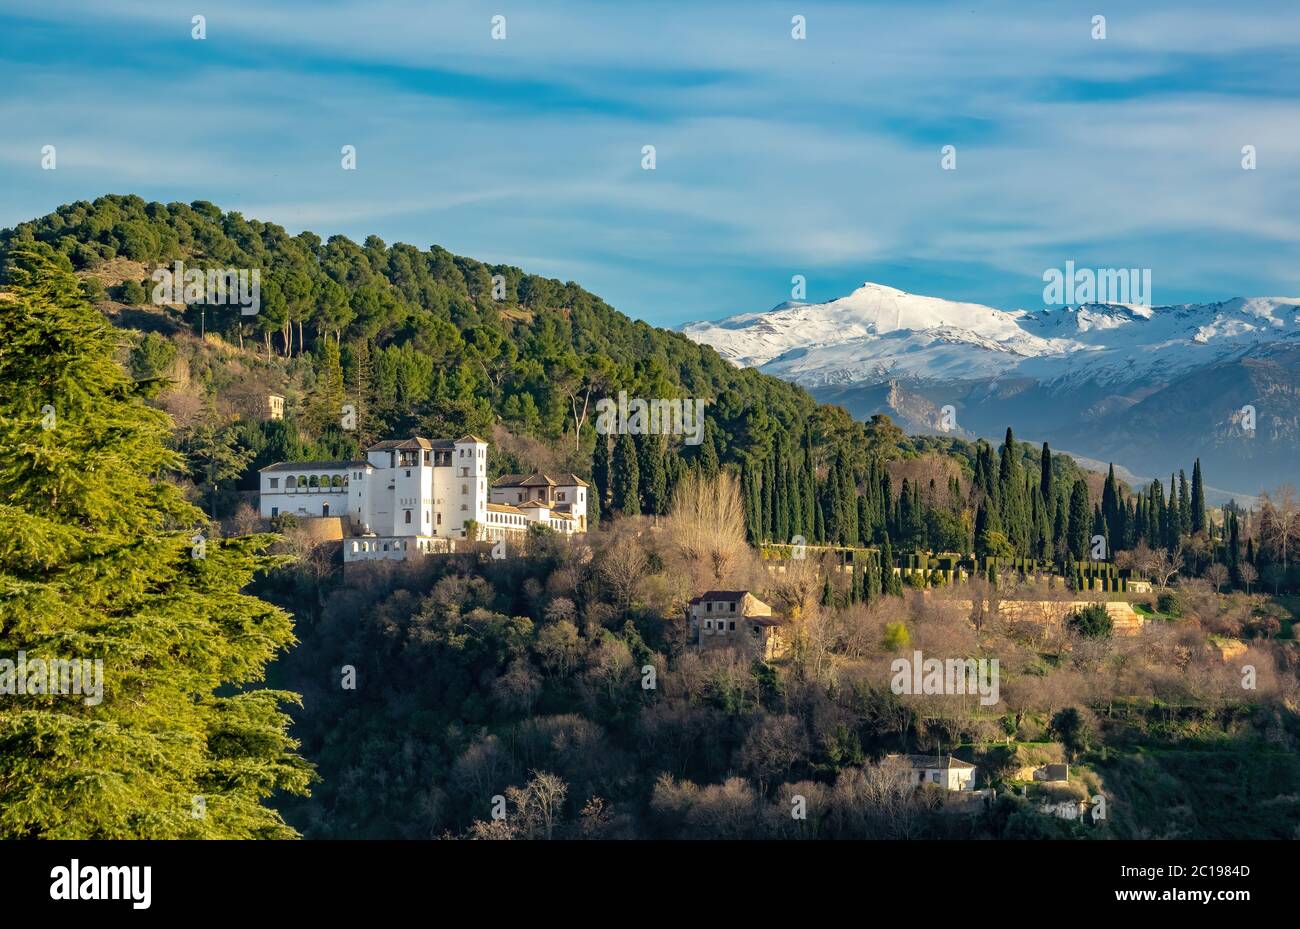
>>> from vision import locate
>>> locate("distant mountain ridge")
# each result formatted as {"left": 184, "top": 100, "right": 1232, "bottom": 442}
{"left": 681, "top": 282, "right": 1300, "bottom": 496}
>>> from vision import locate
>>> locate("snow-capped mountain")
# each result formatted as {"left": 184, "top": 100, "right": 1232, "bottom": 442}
{"left": 680, "top": 283, "right": 1300, "bottom": 496}
{"left": 679, "top": 282, "right": 1300, "bottom": 389}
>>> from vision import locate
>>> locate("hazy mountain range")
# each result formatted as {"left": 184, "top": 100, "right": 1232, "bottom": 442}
{"left": 681, "top": 282, "right": 1300, "bottom": 499}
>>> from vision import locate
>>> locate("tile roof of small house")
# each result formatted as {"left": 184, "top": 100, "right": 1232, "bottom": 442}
{"left": 688, "top": 590, "right": 752, "bottom": 604}
{"left": 884, "top": 754, "right": 976, "bottom": 771}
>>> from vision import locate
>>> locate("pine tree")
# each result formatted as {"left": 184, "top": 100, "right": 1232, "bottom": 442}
{"left": 0, "top": 245, "right": 311, "bottom": 838}
{"left": 305, "top": 338, "right": 346, "bottom": 438}
{"left": 185, "top": 396, "right": 255, "bottom": 519}
{"left": 611, "top": 432, "right": 640, "bottom": 515}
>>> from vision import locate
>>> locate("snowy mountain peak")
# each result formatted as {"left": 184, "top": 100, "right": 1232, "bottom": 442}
{"left": 679, "top": 284, "right": 1300, "bottom": 389}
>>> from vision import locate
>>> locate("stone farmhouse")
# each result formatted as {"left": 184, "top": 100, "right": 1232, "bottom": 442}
{"left": 687, "top": 591, "right": 787, "bottom": 661}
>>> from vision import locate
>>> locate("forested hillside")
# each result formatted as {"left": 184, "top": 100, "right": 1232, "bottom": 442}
{"left": 0, "top": 195, "right": 1086, "bottom": 546}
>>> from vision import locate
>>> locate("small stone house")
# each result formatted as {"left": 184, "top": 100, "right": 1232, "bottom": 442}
{"left": 884, "top": 754, "right": 978, "bottom": 791}
{"left": 687, "top": 591, "right": 786, "bottom": 660}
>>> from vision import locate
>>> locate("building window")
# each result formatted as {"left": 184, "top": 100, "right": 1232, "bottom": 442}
{"left": 706, "top": 602, "right": 712, "bottom": 612}
{"left": 557, "top": 491, "right": 566, "bottom": 501}
{"left": 729, "top": 602, "right": 736, "bottom": 612}
{"left": 461, "top": 484, "right": 468, "bottom": 494}
{"left": 271, "top": 507, "right": 278, "bottom": 517}
{"left": 285, "top": 476, "right": 296, "bottom": 489}
{"left": 405, "top": 470, "right": 411, "bottom": 478}
{"left": 405, "top": 511, "right": 412, "bottom": 524}
{"left": 269, "top": 477, "right": 279, "bottom": 489}
{"left": 437, "top": 514, "right": 442, "bottom": 525}
{"left": 729, "top": 621, "right": 735, "bottom": 631}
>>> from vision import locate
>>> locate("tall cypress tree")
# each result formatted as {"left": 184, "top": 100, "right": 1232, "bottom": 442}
{"left": 1101, "top": 464, "right": 1122, "bottom": 546}
{"left": 1191, "top": 458, "right": 1206, "bottom": 534}
{"left": 1039, "top": 442, "right": 1054, "bottom": 511}
{"left": 1178, "top": 470, "right": 1191, "bottom": 536}
{"left": 998, "top": 427, "right": 1027, "bottom": 553}
{"left": 838, "top": 449, "right": 858, "bottom": 545}
{"left": 802, "top": 423, "right": 818, "bottom": 541}
{"left": 697, "top": 422, "right": 720, "bottom": 479}
{"left": 761, "top": 452, "right": 775, "bottom": 543}
{"left": 592, "top": 434, "right": 611, "bottom": 524}
{"left": 611, "top": 432, "right": 640, "bottom": 515}
{"left": 0, "top": 245, "right": 311, "bottom": 837}
{"left": 741, "top": 459, "right": 761, "bottom": 543}
{"left": 635, "top": 432, "right": 667, "bottom": 516}
{"left": 1052, "top": 501, "right": 1068, "bottom": 562}
{"left": 773, "top": 436, "right": 790, "bottom": 543}
{"left": 1067, "top": 479, "right": 1091, "bottom": 560}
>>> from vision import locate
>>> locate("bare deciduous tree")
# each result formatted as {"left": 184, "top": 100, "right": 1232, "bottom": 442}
{"left": 1204, "top": 562, "right": 1229, "bottom": 593}
{"left": 1149, "top": 540, "right": 1185, "bottom": 589}
{"left": 1238, "top": 562, "right": 1258, "bottom": 595}
{"left": 663, "top": 470, "right": 750, "bottom": 588}
{"left": 504, "top": 771, "right": 569, "bottom": 840}
{"left": 598, "top": 531, "right": 649, "bottom": 613}
{"left": 1259, "top": 485, "right": 1300, "bottom": 569}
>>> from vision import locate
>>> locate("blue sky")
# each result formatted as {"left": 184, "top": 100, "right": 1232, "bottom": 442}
{"left": 2, "top": 0, "right": 1299, "bottom": 327}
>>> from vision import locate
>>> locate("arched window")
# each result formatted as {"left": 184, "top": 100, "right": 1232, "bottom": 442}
{"left": 331, "top": 475, "right": 343, "bottom": 488}
{"left": 285, "top": 476, "right": 296, "bottom": 489}
{"left": 308, "top": 475, "right": 320, "bottom": 488}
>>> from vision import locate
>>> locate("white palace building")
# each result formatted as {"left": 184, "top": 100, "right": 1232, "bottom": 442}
{"left": 258, "top": 435, "right": 588, "bottom": 563}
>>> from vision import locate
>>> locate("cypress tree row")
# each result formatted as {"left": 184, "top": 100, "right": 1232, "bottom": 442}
{"left": 0, "top": 244, "right": 312, "bottom": 838}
